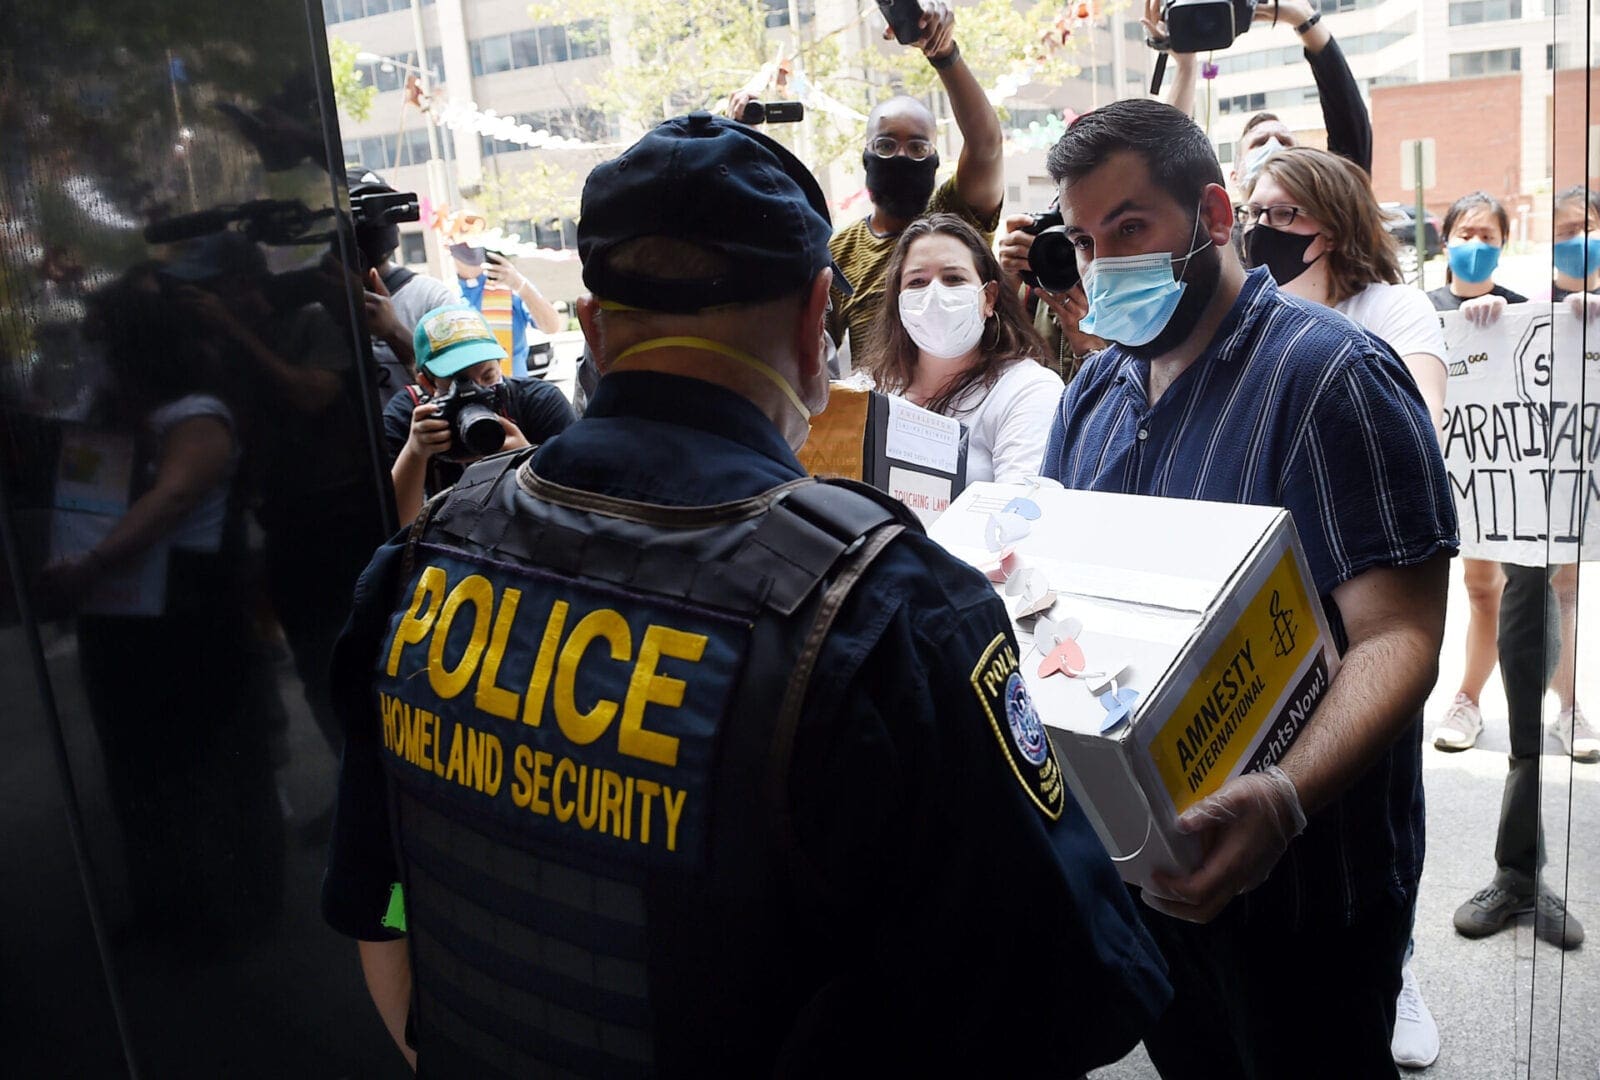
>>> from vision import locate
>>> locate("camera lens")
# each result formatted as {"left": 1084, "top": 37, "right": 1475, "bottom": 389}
{"left": 1029, "top": 228, "right": 1080, "bottom": 294}
{"left": 456, "top": 403, "right": 507, "bottom": 456}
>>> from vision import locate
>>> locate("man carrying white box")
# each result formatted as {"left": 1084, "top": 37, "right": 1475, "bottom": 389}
{"left": 1039, "top": 99, "right": 1458, "bottom": 1079}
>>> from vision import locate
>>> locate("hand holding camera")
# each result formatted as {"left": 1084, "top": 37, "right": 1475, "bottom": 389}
{"left": 412, "top": 378, "right": 512, "bottom": 460}
{"left": 483, "top": 251, "right": 525, "bottom": 292}
{"left": 999, "top": 209, "right": 1079, "bottom": 294}
{"left": 878, "top": 0, "right": 955, "bottom": 59}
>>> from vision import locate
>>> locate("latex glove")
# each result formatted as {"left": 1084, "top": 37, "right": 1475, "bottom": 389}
{"left": 1567, "top": 291, "right": 1600, "bottom": 322}
{"left": 1460, "top": 294, "right": 1507, "bottom": 328}
{"left": 1143, "top": 765, "right": 1307, "bottom": 923}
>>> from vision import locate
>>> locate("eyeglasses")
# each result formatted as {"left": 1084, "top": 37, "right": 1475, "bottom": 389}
{"left": 866, "top": 136, "right": 937, "bottom": 161}
{"left": 1236, "top": 204, "right": 1305, "bottom": 229}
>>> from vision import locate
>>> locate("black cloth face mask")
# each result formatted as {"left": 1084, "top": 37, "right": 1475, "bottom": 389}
{"left": 1244, "top": 224, "right": 1319, "bottom": 286}
{"left": 862, "top": 151, "right": 940, "bottom": 222}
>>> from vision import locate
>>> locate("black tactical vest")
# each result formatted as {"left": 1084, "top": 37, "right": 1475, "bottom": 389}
{"left": 374, "top": 448, "right": 917, "bottom": 1078}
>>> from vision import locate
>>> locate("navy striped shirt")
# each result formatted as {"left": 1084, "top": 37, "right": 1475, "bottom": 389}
{"left": 1043, "top": 267, "right": 1458, "bottom": 927}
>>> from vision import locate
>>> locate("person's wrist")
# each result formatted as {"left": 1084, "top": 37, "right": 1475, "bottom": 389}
{"left": 928, "top": 40, "right": 960, "bottom": 70}
{"left": 1293, "top": 10, "right": 1321, "bottom": 34}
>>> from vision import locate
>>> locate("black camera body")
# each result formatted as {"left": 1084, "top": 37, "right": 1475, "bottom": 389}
{"left": 1161, "top": 0, "right": 1259, "bottom": 53}
{"left": 1020, "top": 209, "right": 1080, "bottom": 294}
{"left": 423, "top": 378, "right": 508, "bottom": 458}
{"left": 739, "top": 100, "right": 805, "bottom": 125}
{"left": 877, "top": 0, "right": 924, "bottom": 44}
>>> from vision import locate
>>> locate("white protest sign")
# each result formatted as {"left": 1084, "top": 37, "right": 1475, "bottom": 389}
{"left": 1440, "top": 303, "right": 1600, "bottom": 565}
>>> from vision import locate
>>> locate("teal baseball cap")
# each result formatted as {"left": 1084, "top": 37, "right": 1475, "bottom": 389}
{"left": 413, "top": 303, "right": 507, "bottom": 378}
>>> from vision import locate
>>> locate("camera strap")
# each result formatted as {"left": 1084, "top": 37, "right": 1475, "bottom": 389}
{"left": 380, "top": 265, "right": 415, "bottom": 294}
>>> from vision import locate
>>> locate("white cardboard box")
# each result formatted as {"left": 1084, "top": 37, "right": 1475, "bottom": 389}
{"left": 928, "top": 481, "right": 1341, "bottom": 889}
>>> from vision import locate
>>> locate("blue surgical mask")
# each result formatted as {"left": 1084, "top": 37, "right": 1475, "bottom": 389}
{"left": 1554, "top": 233, "right": 1600, "bottom": 280}
{"left": 1240, "top": 137, "right": 1286, "bottom": 185}
{"left": 1447, "top": 239, "right": 1501, "bottom": 284}
{"left": 1079, "top": 208, "right": 1213, "bottom": 347}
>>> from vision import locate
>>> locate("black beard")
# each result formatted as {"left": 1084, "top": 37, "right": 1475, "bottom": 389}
{"left": 862, "top": 152, "right": 939, "bottom": 222}
{"left": 1124, "top": 243, "right": 1223, "bottom": 360}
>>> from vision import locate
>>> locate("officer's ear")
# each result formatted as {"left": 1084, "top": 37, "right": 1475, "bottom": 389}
{"left": 576, "top": 295, "right": 608, "bottom": 373}
{"left": 794, "top": 268, "right": 832, "bottom": 383}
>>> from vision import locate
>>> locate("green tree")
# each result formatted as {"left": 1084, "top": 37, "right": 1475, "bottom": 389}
{"left": 529, "top": 0, "right": 1085, "bottom": 174}
{"left": 476, "top": 157, "right": 587, "bottom": 236}
{"left": 328, "top": 35, "right": 376, "bottom": 123}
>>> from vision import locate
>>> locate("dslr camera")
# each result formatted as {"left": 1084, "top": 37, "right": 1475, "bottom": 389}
{"left": 1158, "top": 0, "right": 1261, "bottom": 53}
{"left": 1019, "top": 209, "right": 1080, "bottom": 294}
{"left": 421, "top": 377, "right": 508, "bottom": 458}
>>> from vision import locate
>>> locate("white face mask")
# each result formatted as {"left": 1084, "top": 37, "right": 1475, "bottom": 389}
{"left": 898, "top": 281, "right": 988, "bottom": 359}
{"left": 1240, "top": 136, "right": 1286, "bottom": 185}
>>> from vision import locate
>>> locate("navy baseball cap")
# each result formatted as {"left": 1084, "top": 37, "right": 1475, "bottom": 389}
{"left": 578, "top": 111, "right": 852, "bottom": 313}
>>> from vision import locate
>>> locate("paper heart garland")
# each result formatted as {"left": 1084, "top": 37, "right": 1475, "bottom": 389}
{"left": 1003, "top": 567, "right": 1056, "bottom": 619}
{"left": 1098, "top": 686, "right": 1140, "bottom": 732}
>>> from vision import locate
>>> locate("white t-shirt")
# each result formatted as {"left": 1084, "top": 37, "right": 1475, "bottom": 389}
{"left": 1334, "top": 283, "right": 1447, "bottom": 369}
{"left": 144, "top": 394, "right": 238, "bottom": 553}
{"left": 940, "top": 360, "right": 1066, "bottom": 484}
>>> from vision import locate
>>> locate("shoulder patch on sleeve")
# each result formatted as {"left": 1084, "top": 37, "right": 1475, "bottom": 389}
{"left": 970, "top": 632, "right": 1066, "bottom": 820}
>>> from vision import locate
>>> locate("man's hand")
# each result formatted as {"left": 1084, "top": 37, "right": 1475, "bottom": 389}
{"left": 884, "top": 0, "right": 955, "bottom": 59}
{"left": 497, "top": 414, "right": 531, "bottom": 453}
{"left": 484, "top": 252, "right": 524, "bottom": 291}
{"left": 723, "top": 90, "right": 756, "bottom": 123}
{"left": 363, "top": 269, "right": 408, "bottom": 345}
{"left": 405, "top": 401, "right": 453, "bottom": 460}
{"left": 1460, "top": 294, "right": 1508, "bottom": 328}
{"left": 174, "top": 285, "right": 245, "bottom": 341}
{"left": 998, "top": 213, "right": 1038, "bottom": 280}
{"left": 1252, "top": 0, "right": 1312, "bottom": 28}
{"left": 1143, "top": 765, "right": 1307, "bottom": 923}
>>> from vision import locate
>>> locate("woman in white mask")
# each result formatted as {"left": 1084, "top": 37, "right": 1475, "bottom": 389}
{"left": 866, "top": 214, "right": 1062, "bottom": 483}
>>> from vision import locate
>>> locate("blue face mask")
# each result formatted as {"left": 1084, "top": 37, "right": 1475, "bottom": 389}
{"left": 1554, "top": 233, "right": 1600, "bottom": 280}
{"left": 1078, "top": 208, "right": 1212, "bottom": 347}
{"left": 1447, "top": 239, "right": 1501, "bottom": 284}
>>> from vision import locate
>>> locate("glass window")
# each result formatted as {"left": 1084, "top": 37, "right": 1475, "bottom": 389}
{"left": 567, "top": 20, "right": 608, "bottom": 60}
{"left": 474, "top": 35, "right": 512, "bottom": 76}
{"left": 400, "top": 232, "right": 427, "bottom": 266}
{"left": 1450, "top": 47, "right": 1521, "bottom": 77}
{"left": 538, "top": 26, "right": 569, "bottom": 65}
{"left": 510, "top": 28, "right": 541, "bottom": 69}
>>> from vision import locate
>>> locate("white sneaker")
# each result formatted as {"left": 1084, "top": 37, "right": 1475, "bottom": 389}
{"left": 1433, "top": 692, "right": 1483, "bottom": 752}
{"left": 1392, "top": 963, "right": 1440, "bottom": 1068}
{"left": 1552, "top": 703, "right": 1600, "bottom": 763}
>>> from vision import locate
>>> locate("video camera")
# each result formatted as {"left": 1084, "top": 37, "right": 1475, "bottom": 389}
{"left": 418, "top": 377, "right": 508, "bottom": 458}
{"left": 738, "top": 100, "right": 804, "bottom": 125}
{"left": 1148, "top": 0, "right": 1262, "bottom": 93}
{"left": 1018, "top": 208, "right": 1080, "bottom": 294}
{"left": 141, "top": 191, "right": 418, "bottom": 250}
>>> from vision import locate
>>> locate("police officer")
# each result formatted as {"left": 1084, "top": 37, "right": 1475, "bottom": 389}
{"left": 322, "top": 112, "right": 1169, "bottom": 1077}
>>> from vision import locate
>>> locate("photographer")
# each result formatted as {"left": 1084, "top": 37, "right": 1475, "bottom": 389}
{"left": 1146, "top": 0, "right": 1372, "bottom": 183}
{"left": 823, "top": 0, "right": 1004, "bottom": 363}
{"left": 450, "top": 242, "right": 563, "bottom": 376}
{"left": 348, "top": 169, "right": 458, "bottom": 405}
{"left": 997, "top": 206, "right": 1108, "bottom": 382}
{"left": 384, "top": 303, "right": 575, "bottom": 523}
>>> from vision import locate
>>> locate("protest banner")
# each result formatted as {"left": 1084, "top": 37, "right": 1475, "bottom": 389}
{"left": 1440, "top": 303, "right": 1600, "bottom": 565}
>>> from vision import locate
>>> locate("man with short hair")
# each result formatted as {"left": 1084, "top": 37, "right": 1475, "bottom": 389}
{"left": 1040, "top": 98, "right": 1456, "bottom": 1078}
{"left": 823, "top": 0, "right": 1004, "bottom": 358}
{"left": 348, "top": 168, "right": 459, "bottom": 404}
{"left": 324, "top": 110, "right": 1170, "bottom": 1076}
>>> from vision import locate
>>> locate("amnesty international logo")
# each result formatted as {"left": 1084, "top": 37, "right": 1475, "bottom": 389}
{"left": 1269, "top": 589, "right": 1297, "bottom": 659}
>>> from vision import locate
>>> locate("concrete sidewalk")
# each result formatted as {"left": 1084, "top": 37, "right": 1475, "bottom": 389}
{"left": 1093, "top": 559, "right": 1600, "bottom": 1079}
